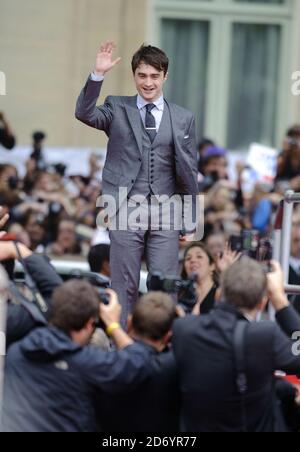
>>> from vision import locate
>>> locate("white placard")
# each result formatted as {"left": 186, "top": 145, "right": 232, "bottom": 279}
{"left": 247, "top": 143, "right": 278, "bottom": 183}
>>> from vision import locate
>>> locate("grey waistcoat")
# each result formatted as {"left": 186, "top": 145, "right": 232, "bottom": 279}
{"left": 129, "top": 102, "right": 176, "bottom": 198}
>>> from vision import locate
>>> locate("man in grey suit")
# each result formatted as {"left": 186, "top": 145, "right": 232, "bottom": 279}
{"left": 76, "top": 41, "right": 198, "bottom": 326}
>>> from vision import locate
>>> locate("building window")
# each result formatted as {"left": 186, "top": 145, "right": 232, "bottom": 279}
{"left": 155, "top": 0, "right": 294, "bottom": 150}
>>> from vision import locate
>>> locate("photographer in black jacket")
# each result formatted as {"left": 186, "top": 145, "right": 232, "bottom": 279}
{"left": 173, "top": 257, "right": 300, "bottom": 432}
{"left": 0, "top": 208, "right": 63, "bottom": 346}
{"left": 98, "top": 291, "right": 180, "bottom": 432}
{"left": 2, "top": 282, "right": 153, "bottom": 432}
{"left": 1, "top": 241, "right": 63, "bottom": 347}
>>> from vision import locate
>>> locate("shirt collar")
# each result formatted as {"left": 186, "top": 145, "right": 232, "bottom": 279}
{"left": 137, "top": 94, "right": 164, "bottom": 111}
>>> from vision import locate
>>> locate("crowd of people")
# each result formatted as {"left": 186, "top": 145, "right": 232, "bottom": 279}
{"left": 2, "top": 111, "right": 300, "bottom": 257}
{"left": 2, "top": 49, "right": 300, "bottom": 430}
{"left": 0, "top": 224, "right": 300, "bottom": 432}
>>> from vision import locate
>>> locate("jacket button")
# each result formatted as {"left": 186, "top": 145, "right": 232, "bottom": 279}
{"left": 131, "top": 179, "right": 135, "bottom": 184}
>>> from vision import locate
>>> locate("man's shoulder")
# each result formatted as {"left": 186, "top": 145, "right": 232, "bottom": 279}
{"left": 104, "top": 94, "right": 137, "bottom": 105}
{"left": 165, "top": 100, "right": 194, "bottom": 119}
{"left": 173, "top": 315, "right": 202, "bottom": 335}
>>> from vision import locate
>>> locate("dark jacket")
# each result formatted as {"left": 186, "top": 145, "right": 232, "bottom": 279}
{"left": 172, "top": 303, "right": 300, "bottom": 432}
{"left": 2, "top": 326, "right": 152, "bottom": 432}
{"left": 98, "top": 345, "right": 180, "bottom": 432}
{"left": 288, "top": 265, "right": 300, "bottom": 315}
{"left": 6, "top": 254, "right": 63, "bottom": 347}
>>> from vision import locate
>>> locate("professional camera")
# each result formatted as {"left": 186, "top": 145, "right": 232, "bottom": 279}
{"left": 229, "top": 230, "right": 273, "bottom": 271}
{"left": 8, "top": 176, "right": 19, "bottom": 190}
{"left": 148, "top": 272, "right": 198, "bottom": 314}
{"left": 70, "top": 270, "right": 111, "bottom": 329}
{"left": 70, "top": 270, "right": 110, "bottom": 304}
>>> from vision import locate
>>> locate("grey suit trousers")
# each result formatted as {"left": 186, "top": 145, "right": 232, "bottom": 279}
{"left": 109, "top": 227, "right": 179, "bottom": 328}
{"left": 109, "top": 196, "right": 181, "bottom": 327}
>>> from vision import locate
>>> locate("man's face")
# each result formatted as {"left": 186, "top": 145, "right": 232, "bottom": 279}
{"left": 204, "top": 157, "right": 228, "bottom": 179}
{"left": 134, "top": 63, "right": 167, "bottom": 102}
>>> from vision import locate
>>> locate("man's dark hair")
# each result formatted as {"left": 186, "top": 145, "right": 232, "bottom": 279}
{"left": 222, "top": 257, "right": 267, "bottom": 310}
{"left": 50, "top": 280, "right": 99, "bottom": 332}
{"left": 286, "top": 125, "right": 300, "bottom": 139}
{"left": 132, "top": 292, "right": 176, "bottom": 341}
{"left": 131, "top": 45, "right": 169, "bottom": 75}
{"left": 88, "top": 244, "right": 110, "bottom": 274}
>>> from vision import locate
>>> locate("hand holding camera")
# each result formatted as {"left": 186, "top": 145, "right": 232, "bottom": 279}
{"left": 99, "top": 288, "right": 122, "bottom": 328}
{"left": 266, "top": 261, "right": 289, "bottom": 311}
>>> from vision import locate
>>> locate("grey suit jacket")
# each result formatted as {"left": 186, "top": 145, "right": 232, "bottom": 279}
{"left": 75, "top": 78, "right": 198, "bottom": 201}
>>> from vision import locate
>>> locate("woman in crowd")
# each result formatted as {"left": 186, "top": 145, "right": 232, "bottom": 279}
{"left": 181, "top": 242, "right": 239, "bottom": 315}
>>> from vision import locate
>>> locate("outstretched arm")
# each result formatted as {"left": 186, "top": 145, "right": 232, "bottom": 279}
{"left": 75, "top": 41, "right": 121, "bottom": 132}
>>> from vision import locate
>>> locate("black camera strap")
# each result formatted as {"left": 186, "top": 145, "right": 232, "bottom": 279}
{"left": 233, "top": 320, "right": 249, "bottom": 433}
{"left": 9, "top": 282, "right": 47, "bottom": 326}
{"left": 13, "top": 242, "right": 48, "bottom": 314}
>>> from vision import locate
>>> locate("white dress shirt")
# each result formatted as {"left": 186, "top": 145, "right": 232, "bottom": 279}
{"left": 90, "top": 72, "right": 164, "bottom": 131}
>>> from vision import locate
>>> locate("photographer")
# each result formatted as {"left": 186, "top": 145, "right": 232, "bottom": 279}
{"left": 30, "top": 131, "right": 47, "bottom": 171}
{"left": 276, "top": 125, "right": 300, "bottom": 191}
{"left": 0, "top": 208, "right": 63, "bottom": 346}
{"left": 173, "top": 257, "right": 300, "bottom": 432}
{"left": 1, "top": 283, "right": 153, "bottom": 432}
{"left": 1, "top": 240, "right": 63, "bottom": 347}
{"left": 98, "top": 291, "right": 180, "bottom": 432}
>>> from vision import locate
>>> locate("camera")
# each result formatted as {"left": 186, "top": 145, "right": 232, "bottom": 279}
{"left": 229, "top": 230, "right": 273, "bottom": 272}
{"left": 70, "top": 270, "right": 110, "bottom": 304}
{"left": 199, "top": 171, "right": 219, "bottom": 191}
{"left": 8, "top": 176, "right": 19, "bottom": 190}
{"left": 148, "top": 272, "right": 198, "bottom": 313}
{"left": 52, "top": 163, "right": 66, "bottom": 177}
{"left": 70, "top": 270, "right": 110, "bottom": 328}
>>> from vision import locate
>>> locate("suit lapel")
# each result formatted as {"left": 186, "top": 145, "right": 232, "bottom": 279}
{"left": 165, "top": 100, "right": 181, "bottom": 152}
{"left": 124, "top": 96, "right": 143, "bottom": 155}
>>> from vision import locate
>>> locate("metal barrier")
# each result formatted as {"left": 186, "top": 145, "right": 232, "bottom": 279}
{"left": 14, "top": 258, "right": 148, "bottom": 294}
{"left": 274, "top": 191, "right": 300, "bottom": 295}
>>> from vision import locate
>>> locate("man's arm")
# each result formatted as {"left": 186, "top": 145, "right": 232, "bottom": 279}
{"left": 266, "top": 261, "right": 300, "bottom": 374}
{"left": 0, "top": 242, "right": 62, "bottom": 312}
{"left": 82, "top": 288, "right": 153, "bottom": 394}
{"left": 75, "top": 41, "right": 121, "bottom": 133}
{"left": 99, "top": 288, "right": 133, "bottom": 350}
{"left": 267, "top": 261, "right": 300, "bottom": 336}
